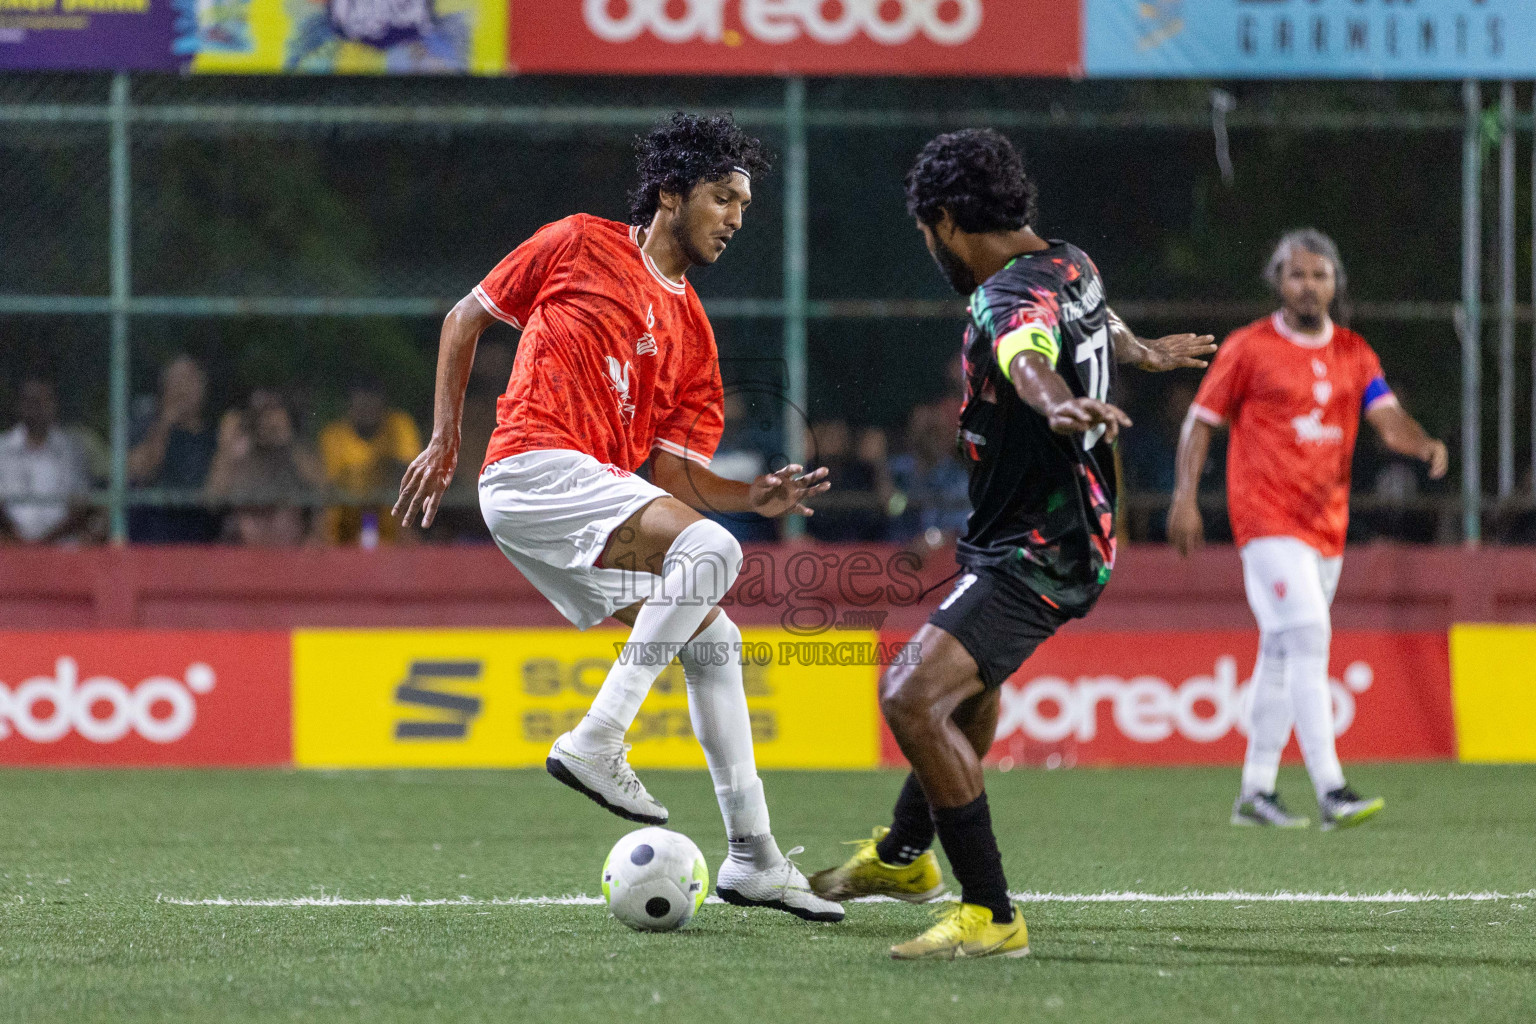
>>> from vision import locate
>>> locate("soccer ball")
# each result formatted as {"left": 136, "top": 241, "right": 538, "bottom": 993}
{"left": 602, "top": 827, "right": 709, "bottom": 932}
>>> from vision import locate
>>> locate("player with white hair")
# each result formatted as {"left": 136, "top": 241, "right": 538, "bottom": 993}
{"left": 1169, "top": 228, "right": 1448, "bottom": 829}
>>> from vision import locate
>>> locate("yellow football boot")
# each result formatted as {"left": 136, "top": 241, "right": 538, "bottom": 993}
{"left": 807, "top": 827, "right": 946, "bottom": 903}
{"left": 889, "top": 902, "right": 1030, "bottom": 961}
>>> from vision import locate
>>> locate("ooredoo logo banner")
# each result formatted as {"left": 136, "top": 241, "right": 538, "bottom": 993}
{"left": 0, "top": 632, "right": 291, "bottom": 766}
{"left": 512, "top": 1, "right": 1080, "bottom": 77}
{"left": 878, "top": 630, "right": 1455, "bottom": 767}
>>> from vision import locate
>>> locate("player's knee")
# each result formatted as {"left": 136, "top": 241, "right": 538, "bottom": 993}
{"left": 669, "top": 519, "right": 742, "bottom": 603}
{"left": 1275, "top": 621, "right": 1329, "bottom": 660}
{"left": 879, "top": 666, "right": 939, "bottom": 734}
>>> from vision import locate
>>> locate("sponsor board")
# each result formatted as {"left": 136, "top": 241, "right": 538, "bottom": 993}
{"left": 293, "top": 628, "right": 879, "bottom": 769}
{"left": 878, "top": 630, "right": 1454, "bottom": 767}
{"left": 1085, "top": 0, "right": 1536, "bottom": 80}
{"left": 0, "top": 0, "right": 179, "bottom": 71}
{"left": 0, "top": 631, "right": 291, "bottom": 766}
{"left": 1448, "top": 625, "right": 1536, "bottom": 764}
{"left": 180, "top": 0, "right": 507, "bottom": 74}
{"left": 512, "top": 0, "right": 1079, "bottom": 77}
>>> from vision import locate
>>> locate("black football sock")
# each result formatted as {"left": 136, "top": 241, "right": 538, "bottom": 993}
{"left": 875, "top": 772, "right": 935, "bottom": 866}
{"left": 932, "top": 792, "right": 1013, "bottom": 924}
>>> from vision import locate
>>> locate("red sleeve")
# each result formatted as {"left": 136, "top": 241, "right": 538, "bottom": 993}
{"left": 1190, "top": 331, "right": 1247, "bottom": 426}
{"left": 1358, "top": 340, "right": 1396, "bottom": 411}
{"left": 653, "top": 323, "right": 724, "bottom": 468}
{"left": 472, "top": 216, "right": 583, "bottom": 329}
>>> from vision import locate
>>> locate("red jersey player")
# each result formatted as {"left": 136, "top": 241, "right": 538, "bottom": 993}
{"left": 394, "top": 113, "right": 841, "bottom": 922}
{"left": 1170, "top": 229, "right": 1447, "bottom": 831}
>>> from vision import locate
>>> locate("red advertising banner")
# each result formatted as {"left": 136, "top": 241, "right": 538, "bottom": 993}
{"left": 878, "top": 630, "right": 1455, "bottom": 767}
{"left": 0, "top": 632, "right": 291, "bottom": 766}
{"left": 511, "top": 1, "right": 1080, "bottom": 77}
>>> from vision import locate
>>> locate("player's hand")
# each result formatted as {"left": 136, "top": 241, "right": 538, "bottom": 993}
{"left": 749, "top": 463, "right": 830, "bottom": 518}
{"left": 394, "top": 435, "right": 458, "bottom": 529}
{"left": 1137, "top": 333, "right": 1218, "bottom": 372}
{"left": 1046, "top": 398, "right": 1132, "bottom": 442}
{"left": 1168, "top": 495, "right": 1204, "bottom": 557}
{"left": 1424, "top": 439, "right": 1449, "bottom": 480}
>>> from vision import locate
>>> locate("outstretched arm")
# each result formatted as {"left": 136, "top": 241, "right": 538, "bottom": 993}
{"left": 1366, "top": 402, "right": 1448, "bottom": 480}
{"left": 651, "top": 450, "right": 829, "bottom": 518}
{"left": 394, "top": 293, "right": 498, "bottom": 528}
{"left": 1107, "top": 307, "right": 1217, "bottom": 372}
{"left": 1168, "top": 412, "right": 1217, "bottom": 556}
{"left": 1010, "top": 350, "right": 1132, "bottom": 441}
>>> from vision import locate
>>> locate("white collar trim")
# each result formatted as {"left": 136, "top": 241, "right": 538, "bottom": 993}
{"left": 629, "top": 225, "right": 687, "bottom": 295}
{"left": 1271, "top": 309, "right": 1333, "bottom": 349}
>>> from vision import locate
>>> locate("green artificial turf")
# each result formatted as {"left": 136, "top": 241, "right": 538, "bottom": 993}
{"left": 1, "top": 764, "right": 1532, "bottom": 1023}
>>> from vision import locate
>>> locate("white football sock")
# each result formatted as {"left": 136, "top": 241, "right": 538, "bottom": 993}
{"left": 1240, "top": 632, "right": 1292, "bottom": 796}
{"left": 571, "top": 519, "right": 742, "bottom": 754}
{"left": 1278, "top": 622, "right": 1346, "bottom": 802}
{"left": 679, "top": 612, "right": 779, "bottom": 866}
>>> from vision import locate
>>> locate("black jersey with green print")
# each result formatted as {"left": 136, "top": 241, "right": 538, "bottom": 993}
{"left": 952, "top": 240, "right": 1117, "bottom": 618}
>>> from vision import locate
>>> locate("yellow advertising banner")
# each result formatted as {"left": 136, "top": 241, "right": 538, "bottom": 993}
{"left": 1448, "top": 624, "right": 1536, "bottom": 763}
{"left": 181, "top": 0, "right": 507, "bottom": 75}
{"left": 293, "top": 628, "right": 881, "bottom": 770}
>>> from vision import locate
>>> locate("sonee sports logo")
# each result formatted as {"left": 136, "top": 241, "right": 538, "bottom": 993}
{"left": 0, "top": 657, "right": 216, "bottom": 745}
{"left": 582, "top": 0, "right": 984, "bottom": 47}
{"left": 395, "top": 660, "right": 484, "bottom": 740}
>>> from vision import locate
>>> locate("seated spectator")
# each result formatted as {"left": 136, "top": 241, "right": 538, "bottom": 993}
{"left": 888, "top": 403, "right": 970, "bottom": 546}
{"left": 0, "top": 378, "right": 93, "bottom": 545}
{"left": 805, "top": 418, "right": 887, "bottom": 543}
{"left": 855, "top": 424, "right": 894, "bottom": 520}
{"left": 707, "top": 391, "right": 776, "bottom": 544}
{"left": 1119, "top": 380, "right": 1196, "bottom": 541}
{"left": 205, "top": 390, "right": 325, "bottom": 546}
{"left": 127, "top": 354, "right": 221, "bottom": 543}
{"left": 432, "top": 339, "right": 513, "bottom": 543}
{"left": 319, "top": 378, "right": 422, "bottom": 545}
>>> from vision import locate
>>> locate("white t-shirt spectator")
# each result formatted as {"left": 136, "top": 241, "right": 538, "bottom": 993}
{"left": 0, "top": 424, "right": 89, "bottom": 541}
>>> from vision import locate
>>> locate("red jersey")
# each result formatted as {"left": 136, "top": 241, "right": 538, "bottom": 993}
{"left": 1190, "top": 312, "right": 1396, "bottom": 558}
{"left": 473, "top": 214, "right": 724, "bottom": 474}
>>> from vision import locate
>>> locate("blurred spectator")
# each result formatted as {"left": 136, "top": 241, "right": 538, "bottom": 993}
{"left": 432, "top": 339, "right": 513, "bottom": 543}
{"left": 888, "top": 403, "right": 970, "bottom": 545}
{"left": 1119, "top": 380, "right": 1197, "bottom": 541}
{"left": 707, "top": 391, "right": 776, "bottom": 544}
{"left": 127, "top": 354, "right": 222, "bottom": 543}
{"left": 855, "top": 425, "right": 895, "bottom": 518}
{"left": 0, "top": 378, "right": 93, "bottom": 545}
{"left": 319, "top": 378, "right": 422, "bottom": 545}
{"left": 1333, "top": 381, "right": 1439, "bottom": 544}
{"left": 934, "top": 352, "right": 966, "bottom": 429}
{"left": 805, "top": 418, "right": 887, "bottom": 542}
{"left": 205, "top": 390, "right": 325, "bottom": 546}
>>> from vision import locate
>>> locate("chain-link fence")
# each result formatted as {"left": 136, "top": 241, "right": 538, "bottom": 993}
{"left": 2, "top": 73, "right": 1531, "bottom": 547}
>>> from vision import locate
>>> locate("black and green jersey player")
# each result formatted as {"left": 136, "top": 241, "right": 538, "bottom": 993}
{"left": 809, "top": 129, "right": 1216, "bottom": 960}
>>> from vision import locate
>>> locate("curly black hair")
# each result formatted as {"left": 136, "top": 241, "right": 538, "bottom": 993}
{"left": 628, "top": 112, "right": 772, "bottom": 226}
{"left": 904, "top": 129, "right": 1037, "bottom": 234}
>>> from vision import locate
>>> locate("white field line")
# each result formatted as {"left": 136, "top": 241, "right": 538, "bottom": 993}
{"left": 157, "top": 890, "right": 1536, "bottom": 909}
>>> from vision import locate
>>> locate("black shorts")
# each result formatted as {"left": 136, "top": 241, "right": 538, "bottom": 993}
{"left": 927, "top": 565, "right": 1071, "bottom": 689}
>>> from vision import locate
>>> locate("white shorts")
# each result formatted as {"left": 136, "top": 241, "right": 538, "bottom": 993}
{"left": 1239, "top": 535, "right": 1343, "bottom": 634}
{"left": 479, "top": 450, "right": 667, "bottom": 630}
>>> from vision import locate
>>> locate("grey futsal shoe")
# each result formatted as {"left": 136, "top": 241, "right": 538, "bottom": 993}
{"left": 1231, "top": 791, "right": 1310, "bottom": 828}
{"left": 1319, "top": 785, "right": 1385, "bottom": 831}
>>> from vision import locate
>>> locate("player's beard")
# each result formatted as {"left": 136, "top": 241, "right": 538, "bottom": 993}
{"left": 671, "top": 203, "right": 715, "bottom": 267}
{"left": 930, "top": 233, "right": 977, "bottom": 295}
{"left": 1291, "top": 309, "right": 1325, "bottom": 331}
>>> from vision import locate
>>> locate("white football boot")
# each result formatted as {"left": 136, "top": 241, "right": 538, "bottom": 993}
{"left": 716, "top": 846, "right": 845, "bottom": 922}
{"left": 545, "top": 732, "right": 668, "bottom": 825}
